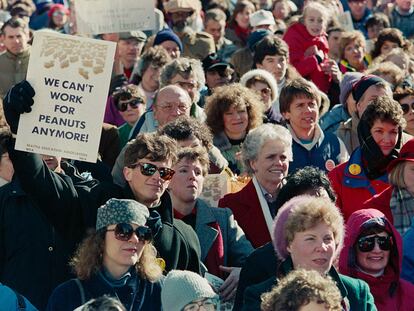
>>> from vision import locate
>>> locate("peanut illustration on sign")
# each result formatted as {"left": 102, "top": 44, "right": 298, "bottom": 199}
{"left": 40, "top": 35, "right": 107, "bottom": 79}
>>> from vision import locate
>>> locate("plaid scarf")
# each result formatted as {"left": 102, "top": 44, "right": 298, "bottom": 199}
{"left": 390, "top": 187, "right": 414, "bottom": 236}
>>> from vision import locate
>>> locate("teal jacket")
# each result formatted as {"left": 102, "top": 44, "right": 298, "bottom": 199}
{"left": 242, "top": 257, "right": 377, "bottom": 311}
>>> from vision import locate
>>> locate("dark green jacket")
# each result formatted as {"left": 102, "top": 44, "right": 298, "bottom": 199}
{"left": 242, "top": 257, "right": 377, "bottom": 311}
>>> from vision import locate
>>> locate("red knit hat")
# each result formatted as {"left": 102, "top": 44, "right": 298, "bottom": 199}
{"left": 47, "top": 4, "right": 69, "bottom": 18}
{"left": 387, "top": 138, "right": 414, "bottom": 172}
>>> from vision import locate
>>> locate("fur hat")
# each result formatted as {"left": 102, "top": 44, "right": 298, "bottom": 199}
{"left": 161, "top": 270, "right": 218, "bottom": 311}
{"left": 240, "top": 68, "right": 279, "bottom": 103}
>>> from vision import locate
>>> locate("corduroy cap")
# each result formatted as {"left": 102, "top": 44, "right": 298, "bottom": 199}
{"left": 161, "top": 270, "right": 218, "bottom": 311}
{"left": 96, "top": 198, "right": 149, "bottom": 231}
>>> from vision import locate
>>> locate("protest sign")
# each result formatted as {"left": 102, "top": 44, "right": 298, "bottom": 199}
{"left": 15, "top": 31, "right": 116, "bottom": 163}
{"left": 75, "top": 0, "right": 155, "bottom": 34}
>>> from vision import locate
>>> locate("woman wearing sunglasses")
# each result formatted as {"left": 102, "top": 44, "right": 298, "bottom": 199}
{"left": 46, "top": 198, "right": 163, "bottom": 311}
{"left": 339, "top": 208, "right": 414, "bottom": 311}
{"left": 112, "top": 85, "right": 146, "bottom": 148}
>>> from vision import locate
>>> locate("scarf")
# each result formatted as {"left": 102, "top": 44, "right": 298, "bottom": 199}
{"left": 204, "top": 221, "right": 225, "bottom": 279}
{"left": 233, "top": 23, "right": 250, "bottom": 45}
{"left": 357, "top": 120, "right": 401, "bottom": 180}
{"left": 390, "top": 187, "right": 414, "bottom": 236}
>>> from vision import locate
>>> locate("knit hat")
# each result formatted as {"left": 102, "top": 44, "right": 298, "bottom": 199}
{"left": 161, "top": 270, "right": 218, "bottom": 311}
{"left": 351, "top": 75, "right": 385, "bottom": 103}
{"left": 340, "top": 72, "right": 363, "bottom": 107}
{"left": 96, "top": 198, "right": 149, "bottom": 231}
{"left": 387, "top": 138, "right": 414, "bottom": 172}
{"left": 250, "top": 9, "right": 275, "bottom": 27}
{"left": 47, "top": 4, "right": 69, "bottom": 18}
{"left": 247, "top": 29, "right": 272, "bottom": 52}
{"left": 272, "top": 195, "right": 314, "bottom": 260}
{"left": 154, "top": 29, "right": 183, "bottom": 52}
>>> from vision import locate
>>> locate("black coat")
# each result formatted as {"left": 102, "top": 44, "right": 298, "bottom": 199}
{"left": 233, "top": 242, "right": 278, "bottom": 311}
{"left": 46, "top": 271, "right": 162, "bottom": 311}
{"left": 0, "top": 148, "right": 97, "bottom": 310}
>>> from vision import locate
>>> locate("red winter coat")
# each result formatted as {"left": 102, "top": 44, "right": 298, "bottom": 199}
{"left": 339, "top": 209, "right": 414, "bottom": 311}
{"left": 218, "top": 180, "right": 271, "bottom": 248}
{"left": 364, "top": 186, "right": 394, "bottom": 223}
{"left": 282, "top": 22, "right": 332, "bottom": 93}
{"left": 328, "top": 148, "right": 390, "bottom": 222}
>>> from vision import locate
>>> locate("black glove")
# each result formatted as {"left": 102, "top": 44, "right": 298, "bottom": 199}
{"left": 3, "top": 80, "right": 35, "bottom": 134}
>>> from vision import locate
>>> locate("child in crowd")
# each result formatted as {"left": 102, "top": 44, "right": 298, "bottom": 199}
{"left": 279, "top": 77, "right": 348, "bottom": 173}
{"left": 365, "top": 13, "right": 390, "bottom": 53}
{"left": 371, "top": 28, "right": 409, "bottom": 60}
{"left": 283, "top": 1, "right": 340, "bottom": 93}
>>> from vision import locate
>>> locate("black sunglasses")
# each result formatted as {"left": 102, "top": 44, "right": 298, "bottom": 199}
{"left": 107, "top": 223, "right": 152, "bottom": 242}
{"left": 128, "top": 162, "right": 175, "bottom": 181}
{"left": 357, "top": 235, "right": 392, "bottom": 252}
{"left": 400, "top": 102, "right": 414, "bottom": 114}
{"left": 116, "top": 99, "right": 144, "bottom": 112}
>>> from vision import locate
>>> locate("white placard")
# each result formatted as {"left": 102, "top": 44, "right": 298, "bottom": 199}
{"left": 15, "top": 31, "right": 116, "bottom": 163}
{"left": 74, "top": 0, "right": 155, "bottom": 34}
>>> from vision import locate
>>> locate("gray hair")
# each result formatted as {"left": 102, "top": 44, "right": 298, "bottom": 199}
{"left": 160, "top": 57, "right": 205, "bottom": 103}
{"left": 242, "top": 124, "right": 293, "bottom": 175}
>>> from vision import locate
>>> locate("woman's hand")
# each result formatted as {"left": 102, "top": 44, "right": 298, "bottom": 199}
{"left": 218, "top": 266, "right": 241, "bottom": 301}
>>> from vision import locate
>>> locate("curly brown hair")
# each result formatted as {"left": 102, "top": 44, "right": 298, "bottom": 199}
{"left": 261, "top": 269, "right": 342, "bottom": 311}
{"left": 70, "top": 229, "right": 162, "bottom": 281}
{"left": 205, "top": 83, "right": 263, "bottom": 135}
{"left": 361, "top": 95, "right": 406, "bottom": 130}
{"left": 371, "top": 28, "right": 408, "bottom": 59}
{"left": 124, "top": 133, "right": 178, "bottom": 167}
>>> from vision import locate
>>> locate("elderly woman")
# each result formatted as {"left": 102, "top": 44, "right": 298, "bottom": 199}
{"left": 240, "top": 68, "right": 282, "bottom": 124}
{"left": 242, "top": 195, "right": 376, "bottom": 311}
{"left": 364, "top": 139, "right": 414, "bottom": 235}
{"left": 218, "top": 124, "right": 292, "bottom": 248}
{"left": 205, "top": 83, "right": 263, "bottom": 175}
{"left": 46, "top": 199, "right": 163, "bottom": 310}
{"left": 168, "top": 147, "right": 253, "bottom": 301}
{"left": 329, "top": 95, "right": 406, "bottom": 222}
{"left": 339, "top": 209, "right": 414, "bottom": 311}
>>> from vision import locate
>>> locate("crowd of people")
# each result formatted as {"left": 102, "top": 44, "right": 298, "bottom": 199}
{"left": 1, "top": 0, "right": 414, "bottom": 310}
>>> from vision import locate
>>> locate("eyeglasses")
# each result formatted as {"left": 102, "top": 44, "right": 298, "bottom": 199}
{"left": 357, "top": 235, "right": 393, "bottom": 252}
{"left": 128, "top": 162, "right": 175, "bottom": 181}
{"left": 106, "top": 223, "right": 152, "bottom": 242}
{"left": 157, "top": 102, "right": 190, "bottom": 113}
{"left": 116, "top": 99, "right": 144, "bottom": 112}
{"left": 183, "top": 298, "right": 218, "bottom": 311}
{"left": 400, "top": 102, "right": 414, "bottom": 114}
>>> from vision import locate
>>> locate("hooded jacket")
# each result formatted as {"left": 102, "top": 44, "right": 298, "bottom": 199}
{"left": 339, "top": 209, "right": 414, "bottom": 311}
{"left": 283, "top": 22, "right": 332, "bottom": 93}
